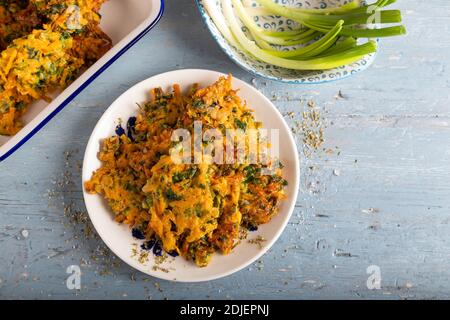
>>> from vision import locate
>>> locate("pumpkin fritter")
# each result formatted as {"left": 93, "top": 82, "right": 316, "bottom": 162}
{"left": 85, "top": 76, "right": 288, "bottom": 267}
{"left": 0, "top": 0, "right": 111, "bottom": 136}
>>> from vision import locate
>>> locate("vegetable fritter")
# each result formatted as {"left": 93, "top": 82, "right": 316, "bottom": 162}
{"left": 30, "top": 0, "right": 106, "bottom": 31}
{"left": 0, "top": 27, "right": 83, "bottom": 135}
{"left": 0, "top": 0, "right": 43, "bottom": 50}
{"left": 70, "top": 24, "right": 111, "bottom": 66}
{"left": 0, "top": 0, "right": 111, "bottom": 136}
{"left": 85, "top": 76, "right": 288, "bottom": 267}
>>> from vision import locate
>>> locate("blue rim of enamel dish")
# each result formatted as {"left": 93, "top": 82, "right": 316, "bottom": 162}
{"left": 0, "top": 0, "right": 165, "bottom": 162}
{"left": 194, "top": 0, "right": 378, "bottom": 85}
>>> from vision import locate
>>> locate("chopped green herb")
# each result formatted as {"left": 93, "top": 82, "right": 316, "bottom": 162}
{"left": 235, "top": 119, "right": 247, "bottom": 131}
{"left": 193, "top": 99, "right": 205, "bottom": 108}
{"left": 163, "top": 188, "right": 182, "bottom": 201}
{"left": 172, "top": 166, "right": 198, "bottom": 183}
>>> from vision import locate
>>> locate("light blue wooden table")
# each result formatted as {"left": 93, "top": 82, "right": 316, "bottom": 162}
{"left": 1, "top": 0, "right": 449, "bottom": 300}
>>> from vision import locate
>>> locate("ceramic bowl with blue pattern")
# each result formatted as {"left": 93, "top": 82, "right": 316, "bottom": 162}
{"left": 196, "top": 0, "right": 376, "bottom": 84}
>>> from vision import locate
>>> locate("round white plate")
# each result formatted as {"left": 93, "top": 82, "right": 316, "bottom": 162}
{"left": 82, "top": 69, "right": 300, "bottom": 282}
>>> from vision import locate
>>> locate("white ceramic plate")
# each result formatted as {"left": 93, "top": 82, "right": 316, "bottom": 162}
{"left": 196, "top": 0, "right": 377, "bottom": 84}
{"left": 82, "top": 69, "right": 300, "bottom": 282}
{"left": 0, "top": 0, "right": 165, "bottom": 161}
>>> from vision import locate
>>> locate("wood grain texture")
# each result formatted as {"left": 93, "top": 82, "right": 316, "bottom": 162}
{"left": 1, "top": 0, "right": 449, "bottom": 299}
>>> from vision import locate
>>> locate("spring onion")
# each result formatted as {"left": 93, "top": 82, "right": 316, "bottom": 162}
{"left": 205, "top": 0, "right": 405, "bottom": 71}
{"left": 222, "top": 0, "right": 378, "bottom": 70}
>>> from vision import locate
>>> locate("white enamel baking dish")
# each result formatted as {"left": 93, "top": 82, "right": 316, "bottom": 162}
{"left": 0, "top": 0, "right": 164, "bottom": 161}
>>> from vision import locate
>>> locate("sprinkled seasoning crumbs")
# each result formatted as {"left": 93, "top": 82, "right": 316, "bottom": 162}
{"left": 247, "top": 235, "right": 266, "bottom": 249}
{"left": 154, "top": 254, "right": 168, "bottom": 265}
{"left": 239, "top": 228, "right": 249, "bottom": 241}
{"left": 300, "top": 101, "right": 325, "bottom": 156}
{"left": 131, "top": 243, "right": 138, "bottom": 257}
{"left": 138, "top": 251, "right": 150, "bottom": 264}
{"left": 45, "top": 149, "right": 124, "bottom": 278}
{"left": 152, "top": 266, "right": 170, "bottom": 273}
{"left": 131, "top": 242, "right": 175, "bottom": 274}
{"left": 153, "top": 253, "right": 176, "bottom": 273}
{"left": 284, "top": 99, "right": 327, "bottom": 158}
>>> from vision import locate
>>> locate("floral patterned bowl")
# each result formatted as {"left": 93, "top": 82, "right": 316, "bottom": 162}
{"left": 196, "top": 0, "right": 377, "bottom": 84}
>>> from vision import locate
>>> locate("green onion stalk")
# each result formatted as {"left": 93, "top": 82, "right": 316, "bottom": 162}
{"left": 204, "top": 0, "right": 405, "bottom": 71}
{"left": 222, "top": 0, "right": 378, "bottom": 70}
